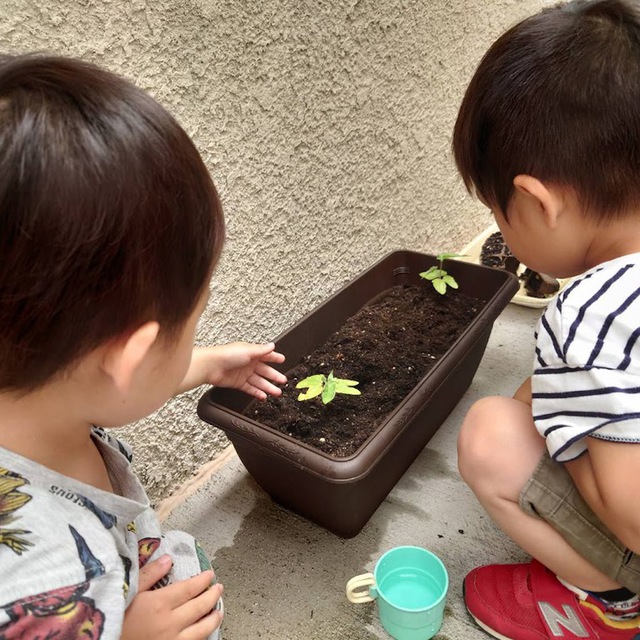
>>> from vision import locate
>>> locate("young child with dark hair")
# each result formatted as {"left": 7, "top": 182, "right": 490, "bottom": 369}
{"left": 0, "top": 53, "right": 286, "bottom": 639}
{"left": 453, "top": 1, "right": 640, "bottom": 639}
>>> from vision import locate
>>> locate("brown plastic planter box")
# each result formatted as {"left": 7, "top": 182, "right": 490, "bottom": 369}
{"left": 198, "top": 251, "right": 518, "bottom": 537}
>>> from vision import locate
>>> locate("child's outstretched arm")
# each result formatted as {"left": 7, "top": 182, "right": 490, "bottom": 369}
{"left": 177, "top": 342, "right": 286, "bottom": 399}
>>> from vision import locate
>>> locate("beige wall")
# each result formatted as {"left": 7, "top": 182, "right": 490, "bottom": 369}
{"left": 0, "top": 0, "right": 544, "bottom": 504}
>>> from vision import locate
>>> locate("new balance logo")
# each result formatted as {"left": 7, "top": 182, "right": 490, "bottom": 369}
{"left": 538, "top": 602, "right": 589, "bottom": 637}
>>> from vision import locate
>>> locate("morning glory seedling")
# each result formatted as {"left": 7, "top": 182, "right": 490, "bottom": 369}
{"left": 419, "top": 252, "right": 465, "bottom": 295}
{"left": 296, "top": 371, "right": 361, "bottom": 405}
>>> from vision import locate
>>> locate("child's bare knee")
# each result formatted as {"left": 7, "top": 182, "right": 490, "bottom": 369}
{"left": 457, "top": 397, "right": 505, "bottom": 484}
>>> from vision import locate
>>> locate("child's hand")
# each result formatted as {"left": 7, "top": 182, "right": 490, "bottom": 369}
{"left": 179, "top": 342, "right": 287, "bottom": 399}
{"left": 121, "top": 555, "right": 223, "bottom": 640}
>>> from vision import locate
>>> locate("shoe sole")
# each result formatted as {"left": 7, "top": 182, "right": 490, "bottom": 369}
{"left": 468, "top": 610, "right": 515, "bottom": 640}
{"left": 463, "top": 580, "right": 514, "bottom": 640}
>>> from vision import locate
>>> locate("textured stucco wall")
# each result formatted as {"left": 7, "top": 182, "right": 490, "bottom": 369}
{"left": 1, "top": 0, "right": 545, "bottom": 504}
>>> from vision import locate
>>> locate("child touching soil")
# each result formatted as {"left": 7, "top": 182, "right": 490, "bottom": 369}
{"left": 453, "top": 1, "right": 640, "bottom": 638}
{"left": 0, "top": 54, "right": 285, "bottom": 639}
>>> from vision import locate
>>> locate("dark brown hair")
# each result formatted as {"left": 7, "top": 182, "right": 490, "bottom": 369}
{"left": 453, "top": 0, "right": 640, "bottom": 219}
{"left": 0, "top": 54, "right": 224, "bottom": 390}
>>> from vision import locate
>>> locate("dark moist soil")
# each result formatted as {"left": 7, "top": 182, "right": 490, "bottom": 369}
{"left": 246, "top": 283, "right": 482, "bottom": 458}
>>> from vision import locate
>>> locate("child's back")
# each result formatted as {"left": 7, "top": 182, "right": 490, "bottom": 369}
{"left": 0, "top": 54, "right": 285, "bottom": 639}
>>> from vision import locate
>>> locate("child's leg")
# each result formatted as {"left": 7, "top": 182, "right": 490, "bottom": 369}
{"left": 457, "top": 395, "right": 620, "bottom": 591}
{"left": 458, "top": 396, "right": 640, "bottom": 638}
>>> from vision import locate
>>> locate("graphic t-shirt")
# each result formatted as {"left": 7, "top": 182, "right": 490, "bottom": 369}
{"left": 532, "top": 253, "right": 640, "bottom": 462}
{"left": 0, "top": 427, "right": 215, "bottom": 639}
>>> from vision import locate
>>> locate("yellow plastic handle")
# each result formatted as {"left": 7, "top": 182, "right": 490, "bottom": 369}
{"left": 345, "top": 572, "right": 376, "bottom": 603}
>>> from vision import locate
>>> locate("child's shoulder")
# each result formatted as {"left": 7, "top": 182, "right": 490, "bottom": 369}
{"left": 0, "top": 464, "right": 115, "bottom": 607}
{"left": 556, "top": 252, "right": 640, "bottom": 313}
{"left": 0, "top": 431, "right": 147, "bottom": 541}
{"left": 0, "top": 455, "right": 123, "bottom": 550}
{"left": 0, "top": 432, "right": 143, "bottom": 583}
{"left": 540, "top": 252, "right": 640, "bottom": 369}
{"left": 0, "top": 442, "right": 147, "bottom": 632}
{"left": 0, "top": 471, "right": 128, "bottom": 636}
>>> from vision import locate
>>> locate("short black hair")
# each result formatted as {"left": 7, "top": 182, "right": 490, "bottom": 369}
{"left": 453, "top": 0, "right": 640, "bottom": 219}
{"left": 0, "top": 54, "right": 224, "bottom": 390}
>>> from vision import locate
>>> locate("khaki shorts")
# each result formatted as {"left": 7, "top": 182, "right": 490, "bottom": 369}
{"left": 519, "top": 451, "right": 640, "bottom": 594}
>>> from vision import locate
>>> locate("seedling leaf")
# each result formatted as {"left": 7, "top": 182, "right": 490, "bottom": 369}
{"left": 436, "top": 252, "right": 466, "bottom": 261}
{"left": 297, "top": 385, "right": 324, "bottom": 401}
{"left": 336, "top": 386, "right": 361, "bottom": 396}
{"left": 335, "top": 378, "right": 361, "bottom": 395}
{"left": 336, "top": 379, "right": 359, "bottom": 387}
{"left": 433, "top": 278, "right": 447, "bottom": 295}
{"left": 322, "top": 380, "right": 337, "bottom": 404}
{"left": 297, "top": 370, "right": 361, "bottom": 404}
{"left": 419, "top": 266, "right": 446, "bottom": 281}
{"left": 443, "top": 275, "right": 459, "bottom": 289}
{"left": 296, "top": 374, "right": 325, "bottom": 389}
{"left": 421, "top": 250, "right": 465, "bottom": 295}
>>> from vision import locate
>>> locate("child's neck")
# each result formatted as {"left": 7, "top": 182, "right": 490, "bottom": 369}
{"left": 0, "top": 382, "right": 114, "bottom": 492}
{"left": 584, "top": 214, "right": 640, "bottom": 269}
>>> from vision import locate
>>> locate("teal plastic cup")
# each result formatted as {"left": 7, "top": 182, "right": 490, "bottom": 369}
{"left": 346, "top": 546, "right": 448, "bottom": 640}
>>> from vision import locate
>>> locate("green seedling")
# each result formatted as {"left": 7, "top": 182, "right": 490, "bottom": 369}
{"left": 296, "top": 371, "right": 361, "bottom": 405}
{"left": 419, "top": 252, "right": 465, "bottom": 295}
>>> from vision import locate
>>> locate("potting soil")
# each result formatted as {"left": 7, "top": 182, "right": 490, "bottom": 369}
{"left": 247, "top": 283, "right": 481, "bottom": 457}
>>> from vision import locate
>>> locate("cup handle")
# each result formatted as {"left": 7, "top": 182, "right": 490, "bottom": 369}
{"left": 346, "top": 572, "right": 376, "bottom": 603}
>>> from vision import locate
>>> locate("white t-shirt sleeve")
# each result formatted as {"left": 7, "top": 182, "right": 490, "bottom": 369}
{"left": 532, "top": 260, "right": 640, "bottom": 462}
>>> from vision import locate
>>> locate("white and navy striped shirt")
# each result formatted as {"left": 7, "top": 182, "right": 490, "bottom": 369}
{"left": 532, "top": 253, "right": 640, "bottom": 462}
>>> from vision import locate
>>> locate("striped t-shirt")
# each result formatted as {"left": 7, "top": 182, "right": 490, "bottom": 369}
{"left": 532, "top": 253, "right": 640, "bottom": 462}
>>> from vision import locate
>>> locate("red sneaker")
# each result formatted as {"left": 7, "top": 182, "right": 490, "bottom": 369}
{"left": 464, "top": 560, "right": 640, "bottom": 639}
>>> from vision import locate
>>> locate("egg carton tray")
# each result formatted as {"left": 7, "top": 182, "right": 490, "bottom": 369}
{"left": 457, "top": 223, "right": 571, "bottom": 308}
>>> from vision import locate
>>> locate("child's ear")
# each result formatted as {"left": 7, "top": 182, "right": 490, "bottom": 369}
{"left": 513, "top": 175, "right": 563, "bottom": 229}
{"left": 101, "top": 321, "right": 160, "bottom": 393}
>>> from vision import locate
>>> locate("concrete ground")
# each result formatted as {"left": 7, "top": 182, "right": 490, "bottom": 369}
{"left": 162, "top": 303, "right": 541, "bottom": 640}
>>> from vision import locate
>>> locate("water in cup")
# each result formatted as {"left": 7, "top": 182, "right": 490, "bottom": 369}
{"left": 380, "top": 568, "right": 441, "bottom": 610}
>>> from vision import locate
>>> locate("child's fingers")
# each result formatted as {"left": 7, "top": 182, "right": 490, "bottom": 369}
{"left": 246, "top": 374, "right": 283, "bottom": 398}
{"left": 243, "top": 341, "right": 285, "bottom": 361}
{"left": 255, "top": 362, "right": 287, "bottom": 384}
{"left": 241, "top": 341, "right": 277, "bottom": 358}
{"left": 260, "top": 349, "right": 286, "bottom": 364}
{"left": 182, "top": 607, "right": 224, "bottom": 640}
{"left": 176, "top": 583, "right": 224, "bottom": 631}
{"left": 162, "top": 570, "right": 215, "bottom": 608}
{"left": 137, "top": 554, "right": 173, "bottom": 592}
